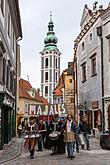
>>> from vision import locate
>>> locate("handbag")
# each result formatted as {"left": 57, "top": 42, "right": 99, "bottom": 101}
{"left": 64, "top": 131, "right": 75, "bottom": 142}
{"left": 78, "top": 133, "right": 85, "bottom": 145}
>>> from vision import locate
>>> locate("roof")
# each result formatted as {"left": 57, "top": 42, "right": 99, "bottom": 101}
{"left": 53, "top": 73, "right": 65, "bottom": 96}
{"left": 19, "top": 78, "right": 48, "bottom": 104}
{"left": 53, "top": 62, "right": 74, "bottom": 97}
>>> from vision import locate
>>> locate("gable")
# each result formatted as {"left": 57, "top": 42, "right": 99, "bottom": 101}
{"left": 80, "top": 5, "right": 92, "bottom": 29}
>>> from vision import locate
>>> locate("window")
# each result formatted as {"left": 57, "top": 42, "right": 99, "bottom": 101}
{"left": 6, "top": 65, "right": 9, "bottom": 88}
{"left": 56, "top": 72, "right": 57, "bottom": 82}
{"left": 8, "top": 13, "right": 10, "bottom": 37}
{"left": 89, "top": 33, "right": 93, "bottom": 42}
{"left": 45, "top": 86, "right": 48, "bottom": 95}
{"left": 2, "top": 58, "right": 6, "bottom": 84}
{"left": 25, "top": 104, "right": 28, "bottom": 113}
{"left": 69, "top": 79, "right": 72, "bottom": 83}
{"left": 58, "top": 98, "right": 60, "bottom": 103}
{"left": 56, "top": 58, "right": 58, "bottom": 68}
{"left": 45, "top": 58, "right": 48, "bottom": 68}
{"left": 70, "top": 98, "right": 74, "bottom": 103}
{"left": 82, "top": 42, "right": 85, "bottom": 52}
{"left": 0, "top": 0, "right": 4, "bottom": 16}
{"left": 81, "top": 62, "right": 86, "bottom": 82}
{"left": 91, "top": 55, "right": 96, "bottom": 76}
{"left": 45, "top": 72, "right": 48, "bottom": 82}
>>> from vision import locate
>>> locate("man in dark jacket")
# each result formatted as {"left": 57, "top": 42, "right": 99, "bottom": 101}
{"left": 79, "top": 116, "right": 91, "bottom": 150}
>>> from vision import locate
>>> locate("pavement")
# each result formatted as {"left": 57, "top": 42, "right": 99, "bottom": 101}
{"left": 0, "top": 138, "right": 22, "bottom": 164}
{"left": 0, "top": 136, "right": 105, "bottom": 164}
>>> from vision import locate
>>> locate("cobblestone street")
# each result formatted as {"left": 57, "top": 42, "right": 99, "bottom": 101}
{"left": 1, "top": 137, "right": 110, "bottom": 165}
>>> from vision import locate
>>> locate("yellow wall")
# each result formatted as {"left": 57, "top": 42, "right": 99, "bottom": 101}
{"left": 64, "top": 72, "right": 75, "bottom": 116}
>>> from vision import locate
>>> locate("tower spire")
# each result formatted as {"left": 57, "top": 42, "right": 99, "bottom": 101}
{"left": 50, "top": 11, "right": 52, "bottom": 22}
{"left": 48, "top": 12, "right": 54, "bottom": 32}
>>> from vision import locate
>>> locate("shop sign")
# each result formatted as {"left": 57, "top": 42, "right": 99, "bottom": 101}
{"left": 3, "top": 96, "right": 13, "bottom": 107}
{"left": 78, "top": 103, "right": 85, "bottom": 109}
{"left": 28, "top": 103, "right": 67, "bottom": 116}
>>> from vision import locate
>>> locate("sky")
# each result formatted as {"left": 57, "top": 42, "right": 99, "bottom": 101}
{"left": 19, "top": 0, "right": 109, "bottom": 89}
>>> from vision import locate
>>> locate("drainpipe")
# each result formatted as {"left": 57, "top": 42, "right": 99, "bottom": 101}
{"left": 97, "top": 26, "right": 105, "bottom": 133}
{"left": 15, "top": 37, "right": 22, "bottom": 136}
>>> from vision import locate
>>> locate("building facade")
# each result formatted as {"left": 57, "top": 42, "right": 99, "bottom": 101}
{"left": 18, "top": 78, "right": 48, "bottom": 126}
{"left": 53, "top": 62, "right": 75, "bottom": 117}
{"left": 74, "top": 2, "right": 110, "bottom": 135}
{"left": 40, "top": 14, "right": 61, "bottom": 104}
{"left": 101, "top": 6, "right": 110, "bottom": 132}
{"left": 0, "top": 0, "right": 22, "bottom": 149}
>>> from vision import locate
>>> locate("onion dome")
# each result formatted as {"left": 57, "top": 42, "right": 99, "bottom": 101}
{"left": 44, "top": 12, "right": 58, "bottom": 47}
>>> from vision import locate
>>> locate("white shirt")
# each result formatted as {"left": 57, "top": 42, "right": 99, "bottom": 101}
{"left": 67, "top": 121, "right": 72, "bottom": 132}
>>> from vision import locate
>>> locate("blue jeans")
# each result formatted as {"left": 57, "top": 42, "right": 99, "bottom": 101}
{"left": 83, "top": 133, "right": 90, "bottom": 149}
{"left": 67, "top": 142, "right": 75, "bottom": 157}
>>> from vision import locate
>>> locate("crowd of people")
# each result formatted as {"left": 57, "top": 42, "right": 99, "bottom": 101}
{"left": 18, "top": 114, "right": 91, "bottom": 159}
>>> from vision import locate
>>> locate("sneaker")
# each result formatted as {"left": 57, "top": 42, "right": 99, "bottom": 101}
{"left": 67, "top": 156, "right": 70, "bottom": 158}
{"left": 81, "top": 145, "right": 84, "bottom": 149}
{"left": 70, "top": 156, "right": 75, "bottom": 160}
{"left": 87, "top": 148, "right": 91, "bottom": 151}
{"left": 37, "top": 149, "right": 42, "bottom": 151}
{"left": 30, "top": 156, "right": 34, "bottom": 159}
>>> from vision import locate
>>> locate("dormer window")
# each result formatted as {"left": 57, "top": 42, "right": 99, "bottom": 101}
{"left": 27, "top": 88, "right": 36, "bottom": 98}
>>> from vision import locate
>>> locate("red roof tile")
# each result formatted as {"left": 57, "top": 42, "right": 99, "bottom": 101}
{"left": 19, "top": 78, "right": 48, "bottom": 104}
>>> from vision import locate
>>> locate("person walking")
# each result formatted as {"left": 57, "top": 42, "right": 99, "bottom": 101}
{"left": 64, "top": 114, "right": 77, "bottom": 159}
{"left": 18, "top": 123, "right": 22, "bottom": 138}
{"left": 37, "top": 119, "right": 47, "bottom": 151}
{"left": 24, "top": 117, "right": 38, "bottom": 159}
{"left": 79, "top": 116, "right": 91, "bottom": 150}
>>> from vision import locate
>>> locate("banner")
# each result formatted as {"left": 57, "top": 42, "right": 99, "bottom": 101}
{"left": 28, "top": 103, "right": 67, "bottom": 116}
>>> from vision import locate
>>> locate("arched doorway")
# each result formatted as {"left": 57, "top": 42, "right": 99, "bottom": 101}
{"left": 108, "top": 105, "right": 110, "bottom": 130}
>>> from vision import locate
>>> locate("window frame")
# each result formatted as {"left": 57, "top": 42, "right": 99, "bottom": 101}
{"left": 91, "top": 54, "right": 97, "bottom": 77}
{"left": 81, "top": 62, "right": 87, "bottom": 83}
{"left": 45, "top": 86, "right": 48, "bottom": 95}
{"left": 45, "top": 58, "right": 48, "bottom": 68}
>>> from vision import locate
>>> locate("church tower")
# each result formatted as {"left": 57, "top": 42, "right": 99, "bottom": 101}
{"left": 40, "top": 13, "right": 61, "bottom": 104}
